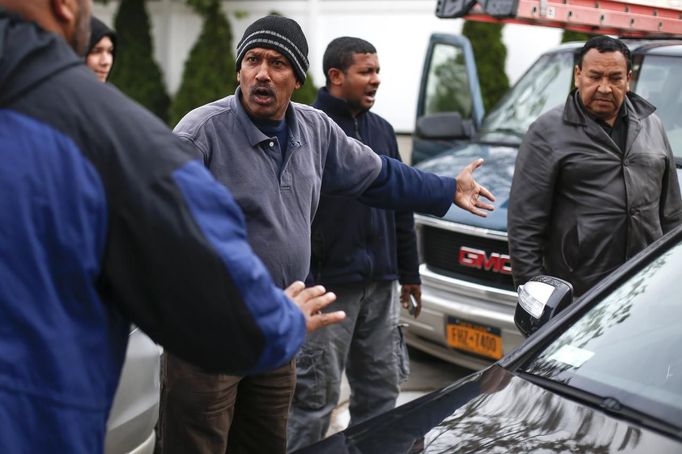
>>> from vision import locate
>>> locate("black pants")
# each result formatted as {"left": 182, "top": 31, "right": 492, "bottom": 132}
{"left": 160, "top": 353, "right": 296, "bottom": 454}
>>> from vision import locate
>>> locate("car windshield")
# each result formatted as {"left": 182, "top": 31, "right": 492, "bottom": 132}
{"left": 478, "top": 51, "right": 575, "bottom": 143}
{"left": 633, "top": 54, "right": 682, "bottom": 160}
{"left": 520, "top": 241, "right": 682, "bottom": 427}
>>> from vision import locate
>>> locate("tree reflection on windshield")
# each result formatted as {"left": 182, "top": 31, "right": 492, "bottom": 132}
{"left": 422, "top": 375, "right": 642, "bottom": 453}
{"left": 479, "top": 52, "right": 574, "bottom": 142}
{"left": 424, "top": 44, "right": 472, "bottom": 119}
{"left": 521, "top": 243, "right": 682, "bottom": 425}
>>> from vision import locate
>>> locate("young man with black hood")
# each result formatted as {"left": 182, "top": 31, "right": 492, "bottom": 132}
{"left": 165, "top": 15, "right": 495, "bottom": 454}
{"left": 0, "top": 1, "right": 343, "bottom": 452}
{"left": 85, "top": 16, "right": 116, "bottom": 82}
{"left": 287, "top": 36, "right": 421, "bottom": 450}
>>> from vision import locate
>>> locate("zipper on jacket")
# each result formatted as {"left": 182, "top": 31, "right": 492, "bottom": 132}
{"left": 353, "top": 117, "right": 363, "bottom": 141}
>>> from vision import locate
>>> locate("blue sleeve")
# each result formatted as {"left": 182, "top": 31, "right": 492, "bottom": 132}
{"left": 358, "top": 155, "right": 456, "bottom": 217}
{"left": 395, "top": 207, "right": 421, "bottom": 285}
{"left": 385, "top": 132, "right": 420, "bottom": 285}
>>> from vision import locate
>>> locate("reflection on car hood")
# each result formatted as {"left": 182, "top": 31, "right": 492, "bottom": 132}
{"left": 295, "top": 366, "right": 680, "bottom": 453}
{"left": 416, "top": 143, "right": 516, "bottom": 232}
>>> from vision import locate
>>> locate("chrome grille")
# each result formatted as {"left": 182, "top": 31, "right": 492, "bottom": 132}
{"left": 421, "top": 225, "right": 514, "bottom": 291}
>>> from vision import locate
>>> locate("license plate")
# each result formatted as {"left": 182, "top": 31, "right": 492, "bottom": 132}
{"left": 446, "top": 318, "right": 503, "bottom": 360}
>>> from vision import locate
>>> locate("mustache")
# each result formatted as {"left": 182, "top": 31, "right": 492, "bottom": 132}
{"left": 593, "top": 95, "right": 615, "bottom": 102}
{"left": 250, "top": 85, "right": 275, "bottom": 98}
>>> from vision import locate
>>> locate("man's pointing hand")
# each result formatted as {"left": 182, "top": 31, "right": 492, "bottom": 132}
{"left": 454, "top": 158, "right": 495, "bottom": 217}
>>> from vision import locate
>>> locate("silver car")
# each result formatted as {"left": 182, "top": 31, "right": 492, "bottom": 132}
{"left": 104, "top": 328, "right": 161, "bottom": 454}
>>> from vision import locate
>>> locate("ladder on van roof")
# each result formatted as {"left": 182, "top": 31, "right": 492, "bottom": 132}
{"left": 436, "top": 0, "right": 682, "bottom": 37}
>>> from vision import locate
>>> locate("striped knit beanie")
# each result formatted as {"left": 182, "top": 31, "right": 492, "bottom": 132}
{"left": 236, "top": 16, "right": 309, "bottom": 84}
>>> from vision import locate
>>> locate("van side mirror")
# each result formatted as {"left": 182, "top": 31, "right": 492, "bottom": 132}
{"left": 415, "top": 112, "right": 472, "bottom": 140}
{"left": 514, "top": 276, "right": 573, "bottom": 337}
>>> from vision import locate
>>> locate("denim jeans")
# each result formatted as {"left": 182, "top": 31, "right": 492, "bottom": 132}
{"left": 287, "top": 281, "right": 409, "bottom": 451}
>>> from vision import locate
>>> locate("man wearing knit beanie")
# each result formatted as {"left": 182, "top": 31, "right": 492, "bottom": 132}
{"left": 163, "top": 15, "right": 495, "bottom": 454}
{"left": 235, "top": 15, "right": 309, "bottom": 85}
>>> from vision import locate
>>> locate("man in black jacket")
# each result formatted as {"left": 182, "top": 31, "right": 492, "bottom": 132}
{"left": 509, "top": 36, "right": 682, "bottom": 297}
{"left": 288, "top": 37, "right": 421, "bottom": 449}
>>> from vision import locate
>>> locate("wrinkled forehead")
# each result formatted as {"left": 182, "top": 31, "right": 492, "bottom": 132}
{"left": 244, "top": 47, "right": 288, "bottom": 61}
{"left": 350, "top": 52, "right": 379, "bottom": 65}
{"left": 581, "top": 48, "right": 629, "bottom": 73}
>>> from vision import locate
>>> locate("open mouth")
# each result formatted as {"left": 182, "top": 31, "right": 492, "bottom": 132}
{"left": 251, "top": 86, "right": 275, "bottom": 104}
{"left": 364, "top": 89, "right": 378, "bottom": 102}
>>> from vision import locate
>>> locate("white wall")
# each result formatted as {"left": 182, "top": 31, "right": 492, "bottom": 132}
{"left": 93, "top": 0, "right": 562, "bottom": 132}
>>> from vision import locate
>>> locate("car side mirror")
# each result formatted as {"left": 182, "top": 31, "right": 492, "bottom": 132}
{"left": 514, "top": 276, "right": 573, "bottom": 337}
{"left": 415, "top": 112, "right": 472, "bottom": 140}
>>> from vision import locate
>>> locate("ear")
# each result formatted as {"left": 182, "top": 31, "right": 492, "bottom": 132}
{"left": 236, "top": 71, "right": 241, "bottom": 83}
{"left": 327, "top": 68, "right": 345, "bottom": 87}
{"left": 574, "top": 65, "right": 581, "bottom": 88}
{"left": 295, "top": 80, "right": 301, "bottom": 90}
{"left": 626, "top": 69, "right": 632, "bottom": 91}
{"left": 51, "top": 0, "right": 76, "bottom": 24}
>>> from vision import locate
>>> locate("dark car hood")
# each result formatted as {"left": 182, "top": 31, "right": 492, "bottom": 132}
{"left": 295, "top": 366, "right": 680, "bottom": 454}
{"left": 416, "top": 143, "right": 517, "bottom": 232}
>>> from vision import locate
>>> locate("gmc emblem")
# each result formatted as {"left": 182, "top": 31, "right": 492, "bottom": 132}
{"left": 458, "top": 246, "right": 512, "bottom": 275}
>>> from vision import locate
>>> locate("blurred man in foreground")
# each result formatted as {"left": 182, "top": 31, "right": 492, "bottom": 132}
{"left": 0, "top": 1, "right": 342, "bottom": 452}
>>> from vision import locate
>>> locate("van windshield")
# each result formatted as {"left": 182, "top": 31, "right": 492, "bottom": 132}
{"left": 634, "top": 54, "right": 682, "bottom": 160}
{"left": 478, "top": 51, "right": 575, "bottom": 143}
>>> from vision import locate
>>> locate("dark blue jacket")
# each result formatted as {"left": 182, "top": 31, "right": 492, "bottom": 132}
{"left": 0, "top": 12, "right": 304, "bottom": 452}
{"left": 310, "top": 88, "right": 421, "bottom": 285}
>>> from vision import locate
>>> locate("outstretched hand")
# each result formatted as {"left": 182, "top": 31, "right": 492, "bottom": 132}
{"left": 285, "top": 281, "right": 345, "bottom": 332}
{"left": 454, "top": 158, "right": 495, "bottom": 217}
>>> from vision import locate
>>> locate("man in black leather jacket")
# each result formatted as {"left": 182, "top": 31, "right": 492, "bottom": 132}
{"left": 509, "top": 36, "right": 682, "bottom": 297}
